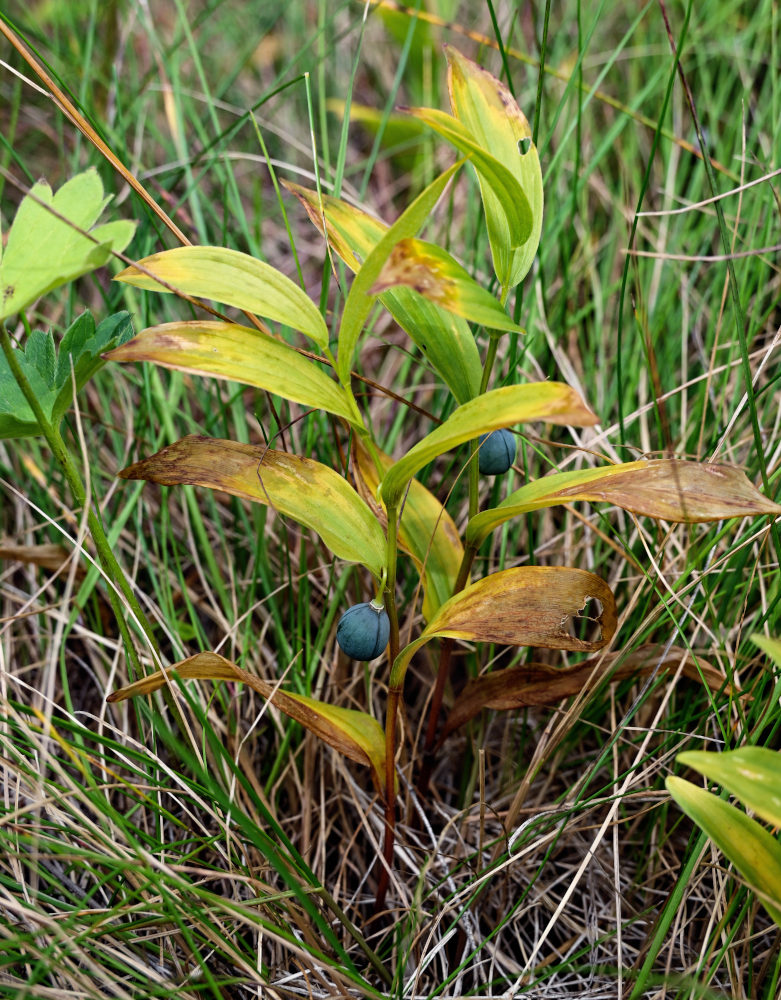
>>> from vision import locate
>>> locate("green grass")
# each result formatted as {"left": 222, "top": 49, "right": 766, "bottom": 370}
{"left": 2, "top": 0, "right": 781, "bottom": 996}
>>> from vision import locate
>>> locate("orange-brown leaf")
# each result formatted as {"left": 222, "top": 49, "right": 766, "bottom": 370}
{"left": 440, "top": 644, "right": 733, "bottom": 742}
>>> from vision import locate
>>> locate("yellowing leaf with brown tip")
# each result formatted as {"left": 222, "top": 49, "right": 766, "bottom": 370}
{"left": 119, "top": 435, "right": 386, "bottom": 578}
{"left": 369, "top": 238, "right": 523, "bottom": 332}
{"left": 107, "top": 651, "right": 387, "bottom": 793}
{"left": 285, "top": 180, "right": 482, "bottom": 403}
{"left": 467, "top": 460, "right": 781, "bottom": 547}
{"left": 105, "top": 321, "right": 363, "bottom": 427}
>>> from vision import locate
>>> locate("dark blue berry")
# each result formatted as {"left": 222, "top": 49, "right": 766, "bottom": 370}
{"left": 336, "top": 601, "right": 390, "bottom": 660}
{"left": 478, "top": 429, "right": 516, "bottom": 476}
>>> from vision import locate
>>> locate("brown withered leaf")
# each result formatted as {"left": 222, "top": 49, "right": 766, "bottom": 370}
{"left": 0, "top": 542, "right": 84, "bottom": 577}
{"left": 440, "top": 644, "right": 733, "bottom": 743}
{"left": 107, "top": 651, "right": 387, "bottom": 792}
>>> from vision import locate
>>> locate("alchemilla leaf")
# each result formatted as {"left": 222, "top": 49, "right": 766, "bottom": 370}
{"left": 0, "top": 310, "right": 133, "bottom": 438}
{"left": 0, "top": 168, "right": 135, "bottom": 321}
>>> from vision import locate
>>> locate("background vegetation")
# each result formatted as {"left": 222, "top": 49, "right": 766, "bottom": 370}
{"left": 1, "top": 0, "right": 779, "bottom": 996}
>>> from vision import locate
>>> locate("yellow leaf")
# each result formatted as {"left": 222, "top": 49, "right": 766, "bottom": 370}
{"left": 116, "top": 246, "right": 328, "bottom": 347}
{"left": 391, "top": 566, "right": 617, "bottom": 691}
{"left": 380, "top": 382, "right": 597, "bottom": 508}
{"left": 105, "top": 321, "right": 363, "bottom": 427}
{"left": 119, "top": 435, "right": 386, "bottom": 578}
{"left": 467, "top": 460, "right": 781, "bottom": 547}
{"left": 107, "top": 652, "right": 388, "bottom": 793}
{"left": 445, "top": 45, "right": 543, "bottom": 287}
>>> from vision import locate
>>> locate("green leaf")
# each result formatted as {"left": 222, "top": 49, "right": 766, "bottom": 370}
{"left": 107, "top": 652, "right": 388, "bottom": 794}
{"left": 402, "top": 106, "right": 533, "bottom": 276}
{"left": 666, "top": 775, "right": 781, "bottom": 928}
{"left": 104, "top": 321, "right": 363, "bottom": 427}
{"left": 466, "top": 460, "right": 781, "bottom": 548}
{"left": 115, "top": 246, "right": 329, "bottom": 348}
{"left": 0, "top": 310, "right": 133, "bottom": 438}
{"left": 445, "top": 46, "right": 544, "bottom": 287}
{"left": 286, "top": 180, "right": 481, "bottom": 403}
{"left": 118, "top": 435, "right": 386, "bottom": 578}
{"left": 336, "top": 161, "right": 464, "bottom": 384}
{"left": 752, "top": 633, "right": 781, "bottom": 669}
{"left": 369, "top": 238, "right": 523, "bottom": 332}
{"left": 380, "top": 382, "right": 598, "bottom": 508}
{"left": 677, "top": 748, "right": 781, "bottom": 828}
{"left": 0, "top": 169, "right": 135, "bottom": 321}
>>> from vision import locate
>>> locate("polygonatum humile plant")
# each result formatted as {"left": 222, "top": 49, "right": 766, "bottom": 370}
{"left": 98, "top": 47, "right": 781, "bottom": 909}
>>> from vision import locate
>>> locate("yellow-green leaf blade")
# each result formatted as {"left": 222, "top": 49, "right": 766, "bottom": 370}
{"left": 381, "top": 382, "right": 597, "bottom": 507}
{"left": 287, "top": 182, "right": 482, "bottom": 403}
{"left": 118, "top": 435, "right": 386, "bottom": 578}
{"left": 108, "top": 652, "right": 387, "bottom": 793}
{"left": 445, "top": 45, "right": 543, "bottom": 287}
{"left": 370, "top": 238, "right": 523, "bottom": 332}
{"left": 404, "top": 106, "right": 533, "bottom": 260}
{"left": 677, "top": 748, "right": 781, "bottom": 828}
{"left": 666, "top": 775, "right": 781, "bottom": 928}
{"left": 116, "top": 245, "right": 329, "bottom": 348}
{"left": 105, "top": 321, "right": 362, "bottom": 426}
{"left": 353, "top": 440, "right": 463, "bottom": 620}
{"left": 752, "top": 634, "right": 781, "bottom": 669}
{"left": 336, "top": 161, "right": 463, "bottom": 383}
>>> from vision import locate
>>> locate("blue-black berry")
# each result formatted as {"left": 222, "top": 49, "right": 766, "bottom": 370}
{"left": 336, "top": 600, "right": 390, "bottom": 660}
{"left": 478, "top": 429, "right": 516, "bottom": 476}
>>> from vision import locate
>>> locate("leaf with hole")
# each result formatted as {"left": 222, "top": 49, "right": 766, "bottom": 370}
{"left": 402, "top": 105, "right": 533, "bottom": 284}
{"left": 391, "top": 566, "right": 617, "bottom": 691}
{"left": 116, "top": 246, "right": 329, "bottom": 348}
{"left": 0, "top": 169, "right": 135, "bottom": 321}
{"left": 118, "top": 435, "right": 386, "bottom": 578}
{"left": 107, "top": 652, "right": 387, "bottom": 793}
{"left": 104, "top": 321, "right": 363, "bottom": 426}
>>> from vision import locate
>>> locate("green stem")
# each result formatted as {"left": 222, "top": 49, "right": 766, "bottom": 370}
{"left": 0, "top": 322, "right": 158, "bottom": 670}
{"left": 375, "top": 502, "right": 400, "bottom": 913}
